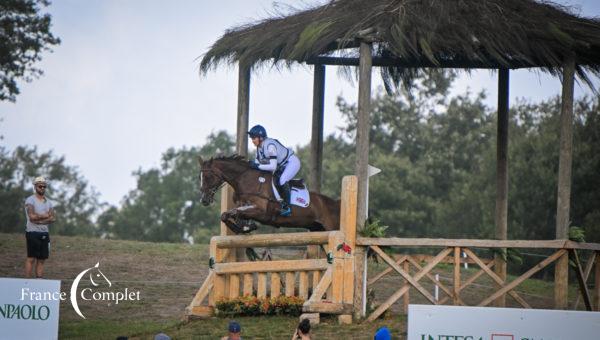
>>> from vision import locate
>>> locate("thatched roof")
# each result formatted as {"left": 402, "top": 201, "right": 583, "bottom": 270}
{"left": 200, "top": 0, "right": 600, "bottom": 86}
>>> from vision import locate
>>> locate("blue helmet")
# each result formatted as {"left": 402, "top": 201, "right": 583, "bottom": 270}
{"left": 248, "top": 125, "right": 267, "bottom": 138}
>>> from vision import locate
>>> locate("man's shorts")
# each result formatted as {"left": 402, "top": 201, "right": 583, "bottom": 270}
{"left": 26, "top": 232, "right": 50, "bottom": 259}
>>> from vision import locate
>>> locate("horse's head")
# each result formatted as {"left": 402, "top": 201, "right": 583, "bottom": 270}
{"left": 198, "top": 156, "right": 224, "bottom": 206}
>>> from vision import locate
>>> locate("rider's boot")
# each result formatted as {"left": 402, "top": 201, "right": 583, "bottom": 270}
{"left": 279, "top": 182, "right": 292, "bottom": 217}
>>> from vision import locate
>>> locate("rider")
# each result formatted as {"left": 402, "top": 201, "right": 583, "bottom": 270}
{"left": 247, "top": 125, "right": 300, "bottom": 217}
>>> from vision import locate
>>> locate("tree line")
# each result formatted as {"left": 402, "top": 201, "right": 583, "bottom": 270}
{"left": 1, "top": 72, "right": 599, "bottom": 244}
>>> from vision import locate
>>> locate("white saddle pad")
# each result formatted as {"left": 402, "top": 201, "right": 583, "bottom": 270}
{"left": 271, "top": 179, "right": 310, "bottom": 208}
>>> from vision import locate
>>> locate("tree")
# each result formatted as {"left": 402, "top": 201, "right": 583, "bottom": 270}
{"left": 0, "top": 145, "right": 101, "bottom": 235}
{"left": 0, "top": 0, "right": 60, "bottom": 102}
{"left": 96, "top": 131, "right": 235, "bottom": 243}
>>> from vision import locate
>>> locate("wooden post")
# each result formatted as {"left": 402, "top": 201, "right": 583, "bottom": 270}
{"left": 340, "top": 178, "right": 357, "bottom": 324}
{"left": 595, "top": 251, "right": 600, "bottom": 311}
{"left": 271, "top": 273, "right": 281, "bottom": 298}
{"left": 209, "top": 238, "right": 225, "bottom": 306}
{"left": 354, "top": 41, "right": 372, "bottom": 319}
{"left": 454, "top": 247, "right": 461, "bottom": 306}
{"left": 310, "top": 64, "right": 325, "bottom": 193}
{"left": 257, "top": 273, "right": 267, "bottom": 298}
{"left": 286, "top": 272, "right": 296, "bottom": 297}
{"left": 554, "top": 55, "right": 575, "bottom": 310}
{"left": 307, "top": 64, "right": 326, "bottom": 264}
{"left": 236, "top": 63, "right": 250, "bottom": 157}
{"left": 220, "top": 185, "right": 236, "bottom": 299}
{"left": 494, "top": 68, "right": 509, "bottom": 307}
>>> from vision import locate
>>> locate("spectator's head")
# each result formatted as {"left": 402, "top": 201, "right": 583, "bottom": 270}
{"left": 298, "top": 318, "right": 311, "bottom": 335}
{"left": 153, "top": 333, "right": 171, "bottom": 340}
{"left": 374, "top": 327, "right": 391, "bottom": 340}
{"left": 33, "top": 176, "right": 47, "bottom": 194}
{"left": 228, "top": 321, "right": 242, "bottom": 339}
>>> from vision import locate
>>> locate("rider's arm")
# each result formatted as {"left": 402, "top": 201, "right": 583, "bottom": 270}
{"left": 258, "top": 158, "right": 277, "bottom": 171}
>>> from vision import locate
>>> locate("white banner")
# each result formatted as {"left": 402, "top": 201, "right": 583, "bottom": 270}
{"left": 0, "top": 278, "right": 61, "bottom": 340}
{"left": 408, "top": 304, "right": 600, "bottom": 340}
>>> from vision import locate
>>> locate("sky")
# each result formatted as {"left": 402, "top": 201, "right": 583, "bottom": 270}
{"left": 1, "top": 0, "right": 599, "bottom": 206}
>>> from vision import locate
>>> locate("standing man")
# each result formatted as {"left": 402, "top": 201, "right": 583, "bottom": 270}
{"left": 24, "top": 176, "right": 55, "bottom": 278}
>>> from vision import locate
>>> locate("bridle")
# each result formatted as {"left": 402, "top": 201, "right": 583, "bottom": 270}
{"left": 199, "top": 163, "right": 251, "bottom": 202}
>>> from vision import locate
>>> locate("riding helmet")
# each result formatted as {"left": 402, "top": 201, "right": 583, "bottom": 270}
{"left": 248, "top": 125, "right": 267, "bottom": 138}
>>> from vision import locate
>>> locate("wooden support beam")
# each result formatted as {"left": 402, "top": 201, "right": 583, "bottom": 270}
{"left": 463, "top": 248, "right": 530, "bottom": 308}
{"left": 595, "top": 252, "right": 600, "bottom": 311}
{"left": 406, "top": 256, "right": 455, "bottom": 304}
{"left": 366, "top": 247, "right": 452, "bottom": 322}
{"left": 312, "top": 271, "right": 321, "bottom": 293}
{"left": 188, "top": 272, "right": 214, "bottom": 310}
{"left": 228, "top": 274, "right": 240, "bottom": 298}
{"left": 570, "top": 249, "right": 592, "bottom": 311}
{"left": 354, "top": 42, "right": 372, "bottom": 320}
{"left": 299, "top": 271, "right": 309, "bottom": 299}
{"left": 555, "top": 55, "right": 575, "bottom": 310}
{"left": 330, "top": 232, "right": 345, "bottom": 303}
{"left": 214, "top": 231, "right": 331, "bottom": 248}
{"left": 257, "top": 273, "right": 267, "bottom": 298}
{"left": 479, "top": 249, "right": 567, "bottom": 307}
{"left": 402, "top": 261, "right": 410, "bottom": 313}
{"left": 243, "top": 273, "right": 253, "bottom": 296}
{"left": 574, "top": 252, "right": 596, "bottom": 309}
{"left": 307, "top": 267, "right": 332, "bottom": 302}
{"left": 495, "top": 67, "right": 509, "bottom": 307}
{"left": 236, "top": 63, "right": 250, "bottom": 157}
{"left": 454, "top": 247, "right": 461, "bottom": 306}
{"left": 271, "top": 273, "right": 281, "bottom": 298}
{"left": 356, "top": 237, "right": 572, "bottom": 249}
{"left": 310, "top": 64, "right": 325, "bottom": 193}
{"left": 367, "top": 255, "right": 408, "bottom": 286}
{"left": 303, "top": 302, "right": 353, "bottom": 314}
{"left": 214, "top": 259, "right": 329, "bottom": 274}
{"left": 286, "top": 272, "right": 296, "bottom": 297}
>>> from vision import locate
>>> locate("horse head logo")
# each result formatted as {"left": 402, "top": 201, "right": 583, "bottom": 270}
{"left": 70, "top": 262, "right": 111, "bottom": 319}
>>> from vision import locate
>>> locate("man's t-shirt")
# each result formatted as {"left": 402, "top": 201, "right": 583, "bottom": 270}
{"left": 24, "top": 195, "right": 53, "bottom": 233}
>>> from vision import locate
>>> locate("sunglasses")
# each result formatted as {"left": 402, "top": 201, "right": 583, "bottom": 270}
{"left": 36, "top": 185, "right": 47, "bottom": 189}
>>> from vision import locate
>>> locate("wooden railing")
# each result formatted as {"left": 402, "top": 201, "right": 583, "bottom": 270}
{"left": 357, "top": 237, "right": 600, "bottom": 322}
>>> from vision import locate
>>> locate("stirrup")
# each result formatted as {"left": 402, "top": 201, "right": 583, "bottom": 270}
{"left": 280, "top": 205, "right": 291, "bottom": 217}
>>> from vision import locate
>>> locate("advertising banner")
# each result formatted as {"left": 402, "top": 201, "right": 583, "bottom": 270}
{"left": 408, "top": 304, "right": 600, "bottom": 340}
{"left": 0, "top": 278, "right": 61, "bottom": 340}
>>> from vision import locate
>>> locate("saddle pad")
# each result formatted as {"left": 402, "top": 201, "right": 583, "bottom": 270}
{"left": 270, "top": 179, "right": 310, "bottom": 208}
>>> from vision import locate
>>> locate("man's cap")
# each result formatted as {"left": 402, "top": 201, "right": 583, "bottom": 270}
{"left": 229, "top": 321, "right": 241, "bottom": 333}
{"left": 153, "top": 333, "right": 171, "bottom": 340}
{"left": 33, "top": 176, "right": 47, "bottom": 184}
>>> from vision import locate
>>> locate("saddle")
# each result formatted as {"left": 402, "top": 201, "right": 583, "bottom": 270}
{"left": 270, "top": 178, "right": 310, "bottom": 208}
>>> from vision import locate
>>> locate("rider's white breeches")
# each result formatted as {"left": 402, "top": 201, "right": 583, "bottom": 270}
{"left": 279, "top": 155, "right": 300, "bottom": 185}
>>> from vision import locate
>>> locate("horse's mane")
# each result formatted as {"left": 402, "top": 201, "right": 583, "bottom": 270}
{"left": 209, "top": 154, "right": 247, "bottom": 163}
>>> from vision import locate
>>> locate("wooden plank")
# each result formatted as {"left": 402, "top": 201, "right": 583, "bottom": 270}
{"left": 236, "top": 63, "right": 250, "bottom": 157}
{"left": 330, "top": 232, "right": 345, "bottom": 303}
{"left": 570, "top": 249, "right": 592, "bottom": 311}
{"left": 367, "top": 255, "right": 408, "bottom": 286}
{"left": 210, "top": 238, "right": 225, "bottom": 305}
{"left": 463, "top": 248, "right": 530, "bottom": 308}
{"left": 479, "top": 249, "right": 567, "bottom": 307}
{"left": 214, "top": 231, "right": 330, "bottom": 248}
{"left": 299, "top": 271, "right": 309, "bottom": 299}
{"left": 574, "top": 252, "right": 596, "bottom": 309}
{"left": 310, "top": 63, "right": 325, "bottom": 193}
{"left": 406, "top": 256, "right": 455, "bottom": 304}
{"left": 257, "top": 273, "right": 267, "bottom": 298}
{"left": 357, "top": 237, "right": 571, "bottom": 249}
{"left": 285, "top": 272, "right": 295, "bottom": 297}
{"left": 308, "top": 267, "right": 332, "bottom": 302}
{"left": 554, "top": 251, "right": 569, "bottom": 309}
{"left": 188, "top": 271, "right": 214, "bottom": 309}
{"left": 189, "top": 306, "right": 214, "bottom": 318}
{"left": 214, "top": 259, "right": 329, "bottom": 274}
{"left": 228, "top": 274, "right": 240, "bottom": 298}
{"left": 340, "top": 175, "right": 358, "bottom": 247}
{"left": 366, "top": 247, "right": 452, "bottom": 322}
{"left": 303, "top": 302, "right": 353, "bottom": 314}
{"left": 563, "top": 241, "right": 600, "bottom": 251}
{"left": 312, "top": 271, "right": 321, "bottom": 293}
{"left": 343, "top": 257, "right": 354, "bottom": 304}
{"left": 453, "top": 247, "right": 461, "bottom": 305}
{"left": 402, "top": 261, "right": 410, "bottom": 313}
{"left": 271, "top": 273, "right": 281, "bottom": 298}
{"left": 243, "top": 273, "right": 253, "bottom": 296}
{"left": 595, "top": 252, "right": 600, "bottom": 311}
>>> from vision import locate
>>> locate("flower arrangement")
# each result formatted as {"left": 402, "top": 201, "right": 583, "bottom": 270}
{"left": 215, "top": 295, "right": 305, "bottom": 317}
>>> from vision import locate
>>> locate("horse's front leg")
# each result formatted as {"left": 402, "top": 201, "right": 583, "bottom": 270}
{"left": 221, "top": 209, "right": 243, "bottom": 234}
{"left": 231, "top": 204, "right": 266, "bottom": 234}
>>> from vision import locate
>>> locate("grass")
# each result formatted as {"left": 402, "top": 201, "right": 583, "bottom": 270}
{"left": 0, "top": 232, "right": 591, "bottom": 339}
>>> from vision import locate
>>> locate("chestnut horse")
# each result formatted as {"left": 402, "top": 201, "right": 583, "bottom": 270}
{"left": 199, "top": 155, "right": 340, "bottom": 234}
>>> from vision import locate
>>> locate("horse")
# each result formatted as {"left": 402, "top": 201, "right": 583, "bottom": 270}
{"left": 198, "top": 155, "right": 340, "bottom": 234}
